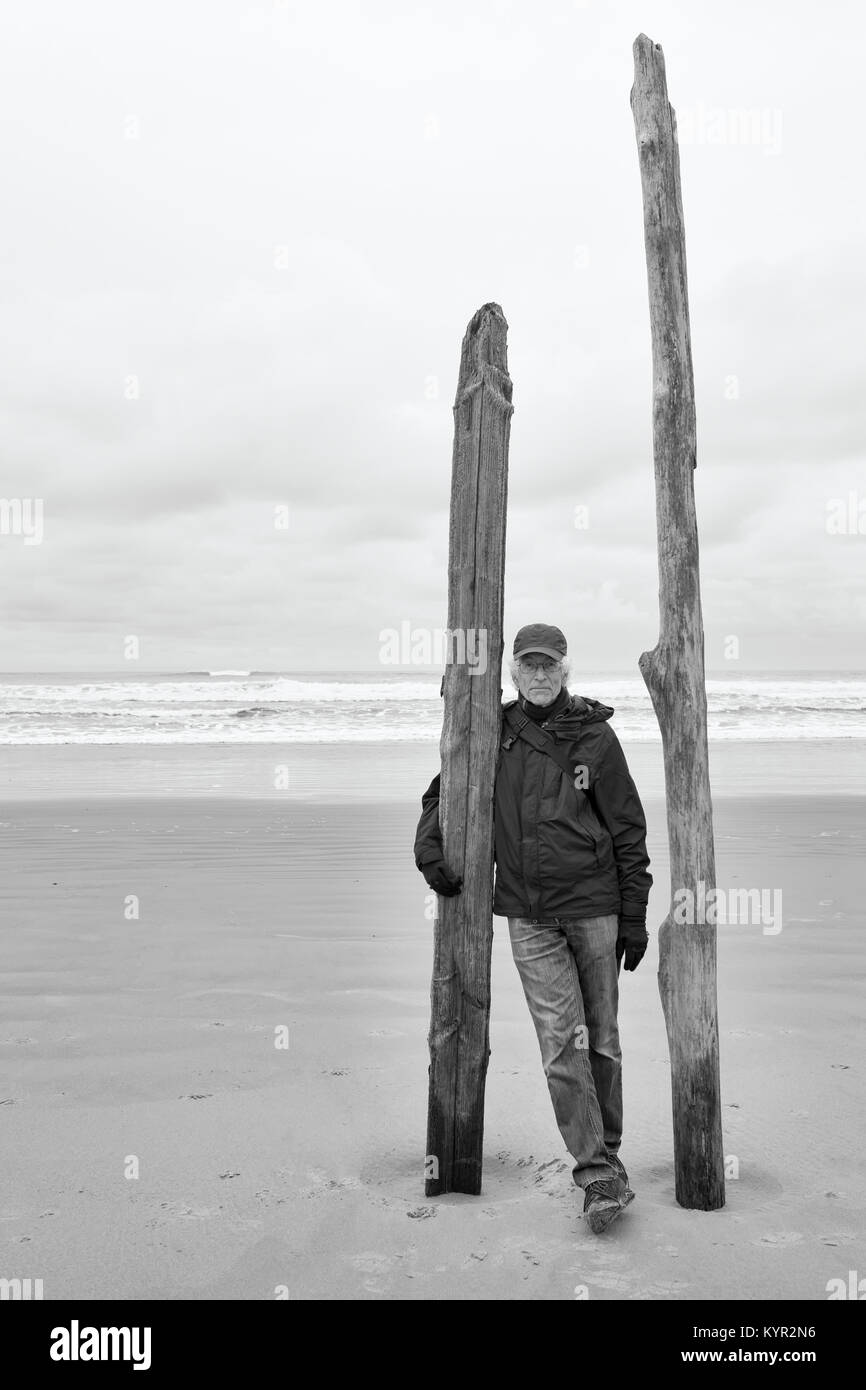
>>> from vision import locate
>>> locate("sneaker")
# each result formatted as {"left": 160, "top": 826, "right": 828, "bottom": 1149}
{"left": 583, "top": 1176, "right": 634, "bottom": 1234}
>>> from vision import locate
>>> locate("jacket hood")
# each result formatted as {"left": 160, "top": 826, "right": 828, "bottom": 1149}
{"left": 548, "top": 692, "right": 614, "bottom": 737}
{"left": 567, "top": 693, "right": 614, "bottom": 724}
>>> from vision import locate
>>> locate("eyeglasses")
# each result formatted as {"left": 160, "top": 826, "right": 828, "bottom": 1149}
{"left": 517, "top": 657, "right": 562, "bottom": 674}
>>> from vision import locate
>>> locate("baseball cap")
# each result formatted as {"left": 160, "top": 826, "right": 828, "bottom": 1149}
{"left": 513, "top": 623, "right": 567, "bottom": 662}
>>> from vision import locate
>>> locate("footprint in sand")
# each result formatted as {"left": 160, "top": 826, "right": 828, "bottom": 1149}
{"left": 532, "top": 1159, "right": 571, "bottom": 1196}
{"left": 586, "top": 1271, "right": 690, "bottom": 1297}
{"left": 253, "top": 1188, "right": 286, "bottom": 1208}
{"left": 533, "top": 1158, "right": 568, "bottom": 1180}
{"left": 635, "top": 1279, "right": 691, "bottom": 1298}
{"left": 153, "top": 1201, "right": 223, "bottom": 1222}
{"left": 300, "top": 1169, "right": 363, "bottom": 1199}
{"left": 756, "top": 1231, "right": 803, "bottom": 1247}
{"left": 353, "top": 1251, "right": 401, "bottom": 1275}
{"left": 499, "top": 1236, "right": 549, "bottom": 1264}
{"left": 495, "top": 1151, "right": 537, "bottom": 1169}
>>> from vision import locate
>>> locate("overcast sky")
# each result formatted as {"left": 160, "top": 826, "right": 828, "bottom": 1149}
{"left": 1, "top": 0, "right": 864, "bottom": 673}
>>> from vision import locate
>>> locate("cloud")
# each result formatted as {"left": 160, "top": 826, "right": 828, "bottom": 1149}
{"left": 1, "top": 0, "right": 864, "bottom": 669}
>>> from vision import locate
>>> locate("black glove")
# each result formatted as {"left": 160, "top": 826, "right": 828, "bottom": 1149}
{"left": 616, "top": 917, "right": 648, "bottom": 972}
{"left": 421, "top": 859, "right": 463, "bottom": 897}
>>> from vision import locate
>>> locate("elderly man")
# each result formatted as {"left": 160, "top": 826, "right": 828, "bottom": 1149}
{"left": 413, "top": 623, "right": 652, "bottom": 1234}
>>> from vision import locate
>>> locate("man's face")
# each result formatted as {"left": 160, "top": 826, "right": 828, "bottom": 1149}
{"left": 516, "top": 652, "right": 564, "bottom": 707}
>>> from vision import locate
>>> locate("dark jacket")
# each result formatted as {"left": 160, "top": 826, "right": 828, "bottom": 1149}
{"left": 413, "top": 690, "right": 652, "bottom": 924}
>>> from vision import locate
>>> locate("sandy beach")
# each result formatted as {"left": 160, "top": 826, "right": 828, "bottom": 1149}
{"left": 1, "top": 742, "right": 864, "bottom": 1300}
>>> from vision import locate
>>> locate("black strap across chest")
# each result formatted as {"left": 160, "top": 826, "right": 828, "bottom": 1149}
{"left": 502, "top": 703, "right": 580, "bottom": 782}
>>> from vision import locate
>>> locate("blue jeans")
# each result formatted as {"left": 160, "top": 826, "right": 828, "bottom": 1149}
{"left": 507, "top": 914, "right": 622, "bottom": 1188}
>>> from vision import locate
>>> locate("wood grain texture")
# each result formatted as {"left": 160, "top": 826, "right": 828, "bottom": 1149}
{"left": 631, "top": 34, "right": 725, "bottom": 1211}
{"left": 425, "top": 303, "right": 512, "bottom": 1196}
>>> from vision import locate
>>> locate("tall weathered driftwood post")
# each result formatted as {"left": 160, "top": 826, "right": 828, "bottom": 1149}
{"left": 630, "top": 34, "right": 725, "bottom": 1210}
{"left": 425, "top": 303, "right": 512, "bottom": 1196}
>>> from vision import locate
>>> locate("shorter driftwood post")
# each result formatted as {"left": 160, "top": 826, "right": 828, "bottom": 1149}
{"left": 425, "top": 303, "right": 512, "bottom": 1196}
{"left": 631, "top": 34, "right": 725, "bottom": 1210}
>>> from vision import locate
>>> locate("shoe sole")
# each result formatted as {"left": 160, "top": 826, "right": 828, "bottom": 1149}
{"left": 585, "top": 1186, "right": 635, "bottom": 1235}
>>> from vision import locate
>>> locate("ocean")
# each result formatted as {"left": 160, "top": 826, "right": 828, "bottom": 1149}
{"left": 0, "top": 670, "right": 863, "bottom": 744}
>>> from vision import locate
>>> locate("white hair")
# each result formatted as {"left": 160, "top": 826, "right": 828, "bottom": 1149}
{"left": 508, "top": 654, "right": 571, "bottom": 691}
